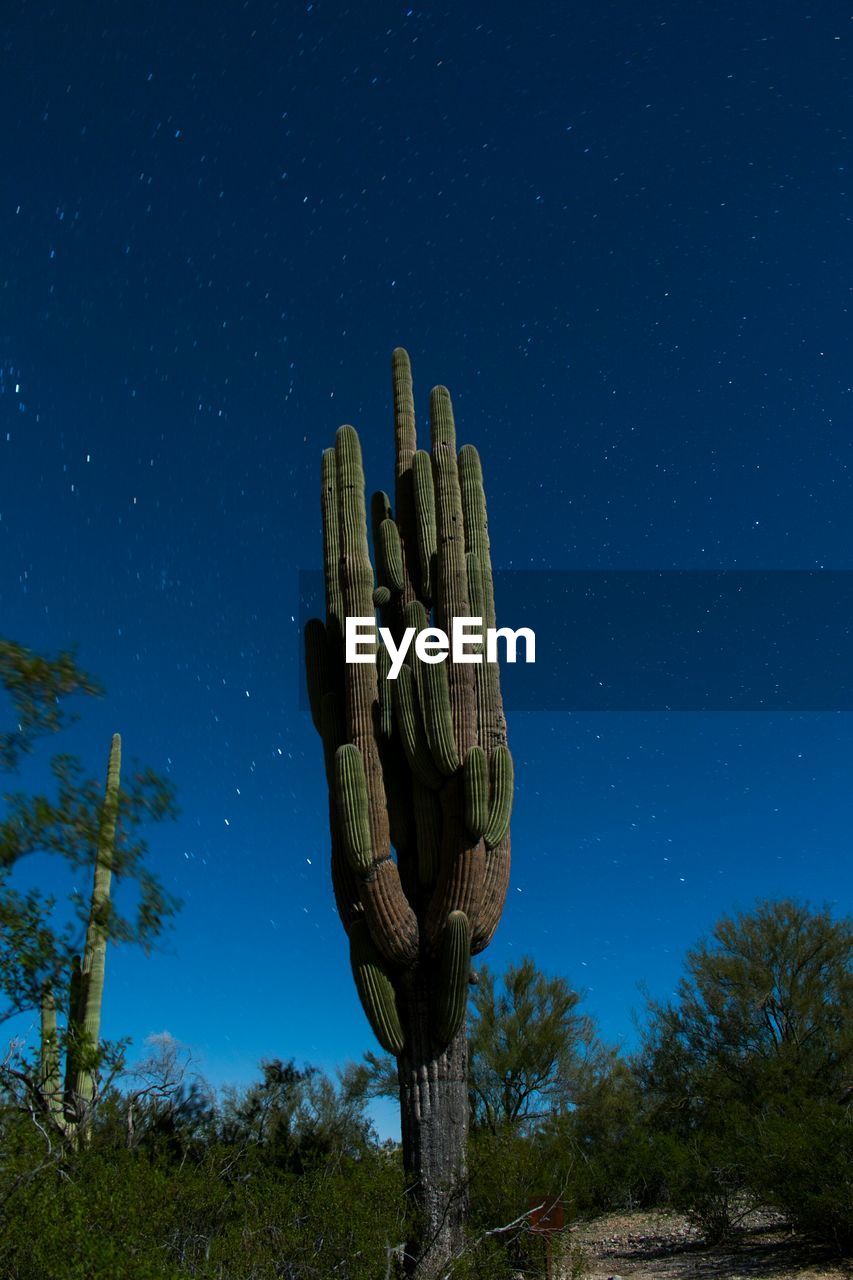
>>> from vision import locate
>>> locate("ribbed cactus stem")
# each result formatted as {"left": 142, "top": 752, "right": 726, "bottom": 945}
{"left": 336, "top": 425, "right": 419, "bottom": 963}
{"left": 63, "top": 954, "right": 83, "bottom": 1113}
{"left": 371, "top": 490, "right": 393, "bottom": 542}
{"left": 483, "top": 745, "right": 514, "bottom": 848}
{"left": 39, "top": 987, "right": 63, "bottom": 1127}
{"left": 334, "top": 745, "right": 374, "bottom": 876}
{"left": 457, "top": 445, "right": 495, "bottom": 630}
{"left": 336, "top": 427, "right": 384, "bottom": 814}
{"left": 413, "top": 782, "right": 442, "bottom": 888}
{"left": 377, "top": 644, "right": 393, "bottom": 738}
{"left": 349, "top": 919, "right": 405, "bottom": 1055}
{"left": 429, "top": 387, "right": 478, "bottom": 758}
{"left": 412, "top": 449, "right": 437, "bottom": 602}
{"left": 75, "top": 732, "right": 121, "bottom": 1121}
{"left": 459, "top": 443, "right": 505, "bottom": 751}
{"left": 321, "top": 449, "right": 345, "bottom": 663}
{"left": 465, "top": 553, "right": 485, "bottom": 649}
{"left": 378, "top": 518, "right": 405, "bottom": 593}
{"left": 431, "top": 911, "right": 471, "bottom": 1044}
{"left": 391, "top": 347, "right": 418, "bottom": 605}
{"left": 415, "top": 658, "right": 461, "bottom": 777}
{"left": 394, "top": 665, "right": 443, "bottom": 790}
{"left": 463, "top": 747, "right": 488, "bottom": 839}
{"left": 472, "top": 831, "right": 511, "bottom": 956}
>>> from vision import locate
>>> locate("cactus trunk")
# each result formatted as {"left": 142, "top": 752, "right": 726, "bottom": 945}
{"left": 397, "top": 979, "right": 469, "bottom": 1278}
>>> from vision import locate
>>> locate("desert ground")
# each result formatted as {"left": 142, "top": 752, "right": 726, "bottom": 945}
{"left": 550, "top": 1209, "right": 852, "bottom": 1280}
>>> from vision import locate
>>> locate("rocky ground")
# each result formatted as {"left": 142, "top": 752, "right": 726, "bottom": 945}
{"left": 550, "top": 1209, "right": 851, "bottom": 1280}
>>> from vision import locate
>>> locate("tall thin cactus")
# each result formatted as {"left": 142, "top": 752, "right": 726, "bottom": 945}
{"left": 305, "top": 351, "right": 513, "bottom": 1277}
{"left": 39, "top": 986, "right": 64, "bottom": 1130}
{"left": 39, "top": 733, "right": 121, "bottom": 1144}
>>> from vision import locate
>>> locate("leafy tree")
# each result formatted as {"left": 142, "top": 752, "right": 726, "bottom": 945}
{"left": 638, "top": 898, "right": 853, "bottom": 1245}
{"left": 115, "top": 1032, "right": 217, "bottom": 1157}
{"left": 640, "top": 898, "right": 852, "bottom": 1112}
{"left": 0, "top": 640, "right": 101, "bottom": 772}
{"left": 468, "top": 956, "right": 598, "bottom": 1133}
{"left": 219, "top": 1058, "right": 376, "bottom": 1173}
{"left": 0, "top": 638, "right": 179, "bottom": 1023}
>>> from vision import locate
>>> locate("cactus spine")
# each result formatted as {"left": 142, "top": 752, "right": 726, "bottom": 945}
{"left": 305, "top": 350, "right": 514, "bottom": 1276}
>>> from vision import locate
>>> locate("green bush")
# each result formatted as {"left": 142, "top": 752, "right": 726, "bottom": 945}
{"left": 745, "top": 1096, "right": 853, "bottom": 1252}
{"left": 0, "top": 1133, "right": 404, "bottom": 1279}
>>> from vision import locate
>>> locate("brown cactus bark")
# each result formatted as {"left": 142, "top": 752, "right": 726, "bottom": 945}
{"left": 397, "top": 975, "right": 469, "bottom": 1278}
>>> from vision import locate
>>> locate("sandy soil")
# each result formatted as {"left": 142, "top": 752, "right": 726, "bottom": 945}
{"left": 552, "top": 1209, "right": 851, "bottom": 1280}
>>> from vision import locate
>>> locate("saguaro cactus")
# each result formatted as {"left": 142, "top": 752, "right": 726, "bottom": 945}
{"left": 305, "top": 350, "right": 513, "bottom": 1276}
{"left": 38, "top": 733, "right": 121, "bottom": 1144}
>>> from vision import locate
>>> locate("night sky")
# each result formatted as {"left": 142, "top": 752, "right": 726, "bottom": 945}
{"left": 3, "top": 2, "right": 852, "bottom": 1135}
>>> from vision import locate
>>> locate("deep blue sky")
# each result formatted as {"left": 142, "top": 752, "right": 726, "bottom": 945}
{"left": 2, "top": 2, "right": 852, "bottom": 1134}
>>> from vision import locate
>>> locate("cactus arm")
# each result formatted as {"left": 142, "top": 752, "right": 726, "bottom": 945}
{"left": 471, "top": 828, "right": 511, "bottom": 955}
{"left": 336, "top": 425, "right": 419, "bottom": 965}
{"left": 483, "top": 745, "right": 514, "bottom": 849}
{"left": 349, "top": 919, "right": 405, "bottom": 1055}
{"left": 412, "top": 449, "right": 437, "bottom": 604}
{"left": 458, "top": 442, "right": 512, "bottom": 952}
{"left": 472, "top": 746, "right": 514, "bottom": 952}
{"left": 370, "top": 492, "right": 400, "bottom": 634}
{"left": 401, "top": 602, "right": 460, "bottom": 777}
{"left": 403, "top": 598, "right": 429, "bottom": 646}
{"left": 336, "top": 426, "right": 382, "bottom": 741}
{"left": 423, "top": 388, "right": 488, "bottom": 943}
{"left": 334, "top": 745, "right": 374, "bottom": 876}
{"left": 463, "top": 747, "right": 488, "bottom": 839}
{"left": 335, "top": 425, "right": 389, "bottom": 852}
{"left": 428, "top": 387, "right": 478, "bottom": 757}
{"left": 371, "top": 489, "right": 393, "bottom": 540}
{"left": 458, "top": 445, "right": 496, "bottom": 630}
{"left": 377, "top": 644, "right": 394, "bottom": 739}
{"left": 317, "top": 687, "right": 362, "bottom": 929}
{"left": 361, "top": 858, "right": 419, "bottom": 967}
{"left": 431, "top": 911, "right": 471, "bottom": 1044}
{"left": 415, "top": 659, "right": 461, "bottom": 777}
{"left": 465, "top": 553, "right": 485, "bottom": 648}
{"left": 391, "top": 347, "right": 419, "bottom": 605}
{"left": 394, "top": 665, "right": 444, "bottom": 791}
{"left": 459, "top": 444, "right": 506, "bottom": 752}
{"left": 321, "top": 449, "right": 345, "bottom": 666}
{"left": 378, "top": 519, "right": 405, "bottom": 594}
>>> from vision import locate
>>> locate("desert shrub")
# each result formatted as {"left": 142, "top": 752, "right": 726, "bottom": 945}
{"left": 0, "top": 1124, "right": 404, "bottom": 1280}
{"left": 745, "top": 1096, "right": 853, "bottom": 1252}
{"left": 465, "top": 1125, "right": 574, "bottom": 1277}
{"left": 636, "top": 899, "right": 853, "bottom": 1247}
{"left": 644, "top": 1127, "right": 750, "bottom": 1242}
